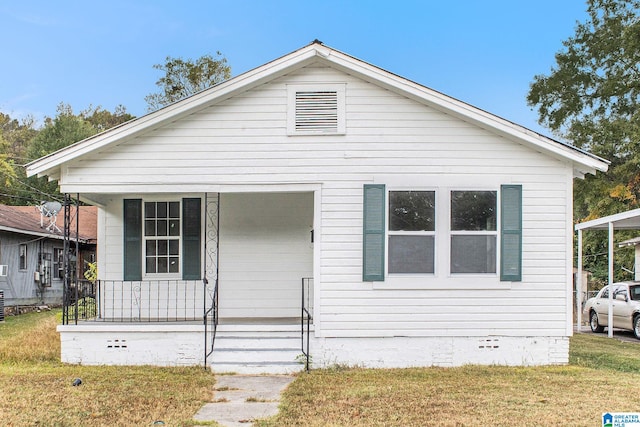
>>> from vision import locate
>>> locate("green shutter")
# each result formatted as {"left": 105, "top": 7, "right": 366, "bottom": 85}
{"left": 182, "top": 198, "right": 202, "bottom": 280}
{"left": 501, "top": 185, "right": 522, "bottom": 281}
{"left": 363, "top": 184, "right": 385, "bottom": 281}
{"left": 123, "top": 199, "right": 142, "bottom": 281}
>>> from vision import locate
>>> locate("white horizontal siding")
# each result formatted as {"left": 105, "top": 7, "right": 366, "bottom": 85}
{"left": 77, "top": 64, "right": 573, "bottom": 338}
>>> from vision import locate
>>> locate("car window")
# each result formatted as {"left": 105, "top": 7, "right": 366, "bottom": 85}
{"left": 630, "top": 285, "right": 640, "bottom": 301}
{"left": 614, "top": 286, "right": 628, "bottom": 300}
{"left": 600, "top": 287, "right": 609, "bottom": 299}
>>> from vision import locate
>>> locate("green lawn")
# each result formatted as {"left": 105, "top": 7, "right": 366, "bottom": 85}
{"left": 2, "top": 310, "right": 640, "bottom": 426}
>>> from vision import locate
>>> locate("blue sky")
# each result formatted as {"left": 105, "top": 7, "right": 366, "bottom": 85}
{"left": 0, "top": 1, "right": 589, "bottom": 135}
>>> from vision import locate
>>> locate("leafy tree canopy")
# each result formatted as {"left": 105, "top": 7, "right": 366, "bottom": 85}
{"left": 528, "top": 0, "right": 640, "bottom": 283}
{"left": 144, "top": 53, "right": 231, "bottom": 112}
{"left": 0, "top": 104, "right": 134, "bottom": 206}
{"left": 0, "top": 134, "right": 16, "bottom": 188}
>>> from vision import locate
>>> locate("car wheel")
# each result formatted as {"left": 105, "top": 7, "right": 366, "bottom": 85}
{"left": 634, "top": 316, "right": 640, "bottom": 340}
{"left": 590, "top": 311, "right": 604, "bottom": 333}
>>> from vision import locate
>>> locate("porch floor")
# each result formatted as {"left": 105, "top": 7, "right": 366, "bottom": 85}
{"left": 67, "top": 316, "right": 304, "bottom": 326}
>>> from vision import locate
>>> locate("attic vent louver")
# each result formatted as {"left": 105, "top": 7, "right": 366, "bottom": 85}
{"left": 295, "top": 91, "right": 338, "bottom": 133}
{"left": 287, "top": 84, "right": 345, "bottom": 135}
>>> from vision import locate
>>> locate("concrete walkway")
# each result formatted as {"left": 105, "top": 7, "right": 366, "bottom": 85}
{"left": 193, "top": 375, "right": 295, "bottom": 426}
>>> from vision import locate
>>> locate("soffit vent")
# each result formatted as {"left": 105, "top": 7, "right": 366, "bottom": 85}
{"left": 295, "top": 91, "right": 338, "bottom": 133}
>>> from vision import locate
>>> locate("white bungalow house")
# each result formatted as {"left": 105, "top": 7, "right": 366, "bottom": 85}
{"left": 26, "top": 41, "right": 608, "bottom": 373}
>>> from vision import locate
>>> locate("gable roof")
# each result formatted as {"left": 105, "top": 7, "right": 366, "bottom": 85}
{"left": 0, "top": 205, "right": 97, "bottom": 243}
{"left": 26, "top": 41, "right": 609, "bottom": 180}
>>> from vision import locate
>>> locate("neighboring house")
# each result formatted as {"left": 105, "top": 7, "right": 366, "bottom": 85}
{"left": 0, "top": 204, "right": 97, "bottom": 306}
{"left": 26, "top": 42, "right": 609, "bottom": 372}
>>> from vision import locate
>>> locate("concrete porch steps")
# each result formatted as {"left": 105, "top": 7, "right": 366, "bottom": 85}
{"left": 208, "top": 323, "right": 309, "bottom": 374}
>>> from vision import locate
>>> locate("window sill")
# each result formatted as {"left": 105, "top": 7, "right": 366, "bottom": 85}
{"left": 287, "top": 130, "right": 346, "bottom": 136}
{"left": 371, "top": 275, "right": 513, "bottom": 290}
{"left": 142, "top": 274, "right": 182, "bottom": 281}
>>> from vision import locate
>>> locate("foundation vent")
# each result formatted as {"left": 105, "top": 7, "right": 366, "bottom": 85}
{"left": 106, "top": 339, "right": 128, "bottom": 349}
{"left": 478, "top": 338, "right": 500, "bottom": 349}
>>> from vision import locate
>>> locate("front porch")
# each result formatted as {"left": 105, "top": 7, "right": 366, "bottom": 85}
{"left": 58, "top": 190, "right": 316, "bottom": 373}
{"left": 59, "top": 276, "right": 314, "bottom": 373}
{"left": 57, "top": 318, "right": 310, "bottom": 373}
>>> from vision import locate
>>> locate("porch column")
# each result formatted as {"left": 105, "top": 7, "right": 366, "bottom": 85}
{"left": 608, "top": 221, "right": 614, "bottom": 338}
{"left": 576, "top": 229, "right": 583, "bottom": 332}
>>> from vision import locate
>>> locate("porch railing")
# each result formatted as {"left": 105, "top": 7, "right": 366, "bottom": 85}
{"left": 301, "top": 277, "right": 313, "bottom": 371}
{"left": 64, "top": 279, "right": 212, "bottom": 322}
{"left": 63, "top": 280, "right": 97, "bottom": 324}
{"left": 204, "top": 277, "right": 219, "bottom": 368}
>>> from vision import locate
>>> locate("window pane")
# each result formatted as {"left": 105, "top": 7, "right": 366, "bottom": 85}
{"left": 169, "top": 219, "right": 180, "bottom": 236}
{"left": 145, "top": 202, "right": 155, "bottom": 218}
{"left": 146, "top": 240, "right": 156, "bottom": 256}
{"left": 169, "top": 240, "right": 179, "bottom": 255}
{"left": 157, "top": 202, "right": 168, "bottom": 218}
{"left": 389, "top": 235, "right": 435, "bottom": 274}
{"left": 451, "top": 191, "right": 497, "bottom": 231}
{"left": 157, "top": 220, "right": 168, "bottom": 236}
{"left": 451, "top": 235, "right": 496, "bottom": 273}
{"left": 157, "top": 240, "right": 168, "bottom": 256}
{"left": 145, "top": 220, "right": 156, "bottom": 236}
{"left": 169, "top": 257, "right": 179, "bottom": 273}
{"left": 389, "top": 191, "right": 435, "bottom": 231}
{"left": 146, "top": 257, "right": 156, "bottom": 273}
{"left": 169, "top": 202, "right": 180, "bottom": 218}
{"left": 157, "top": 257, "right": 168, "bottom": 273}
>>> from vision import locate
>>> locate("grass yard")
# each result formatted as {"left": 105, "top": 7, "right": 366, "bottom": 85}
{"left": 257, "top": 333, "right": 640, "bottom": 427}
{"left": 3, "top": 311, "right": 640, "bottom": 426}
{"left": 0, "top": 310, "right": 216, "bottom": 426}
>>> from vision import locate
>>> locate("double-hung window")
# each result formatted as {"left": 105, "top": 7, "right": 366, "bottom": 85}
{"left": 450, "top": 191, "right": 497, "bottom": 274}
{"left": 362, "top": 184, "right": 521, "bottom": 283}
{"left": 144, "top": 201, "right": 181, "bottom": 275}
{"left": 124, "top": 198, "right": 202, "bottom": 281}
{"left": 388, "top": 191, "right": 436, "bottom": 274}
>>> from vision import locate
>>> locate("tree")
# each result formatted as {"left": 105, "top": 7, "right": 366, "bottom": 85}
{"left": 83, "top": 104, "right": 134, "bottom": 133}
{"left": 6, "top": 104, "right": 135, "bottom": 206}
{"left": 144, "top": 53, "right": 231, "bottom": 112}
{"left": 26, "top": 104, "right": 97, "bottom": 160}
{"left": 527, "top": 0, "right": 640, "bottom": 282}
{"left": 0, "top": 113, "right": 38, "bottom": 203}
{"left": 0, "top": 112, "right": 38, "bottom": 160}
{"left": 0, "top": 134, "right": 16, "bottom": 188}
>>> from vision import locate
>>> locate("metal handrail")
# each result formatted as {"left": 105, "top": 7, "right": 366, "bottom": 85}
{"left": 301, "top": 277, "right": 313, "bottom": 371}
{"left": 204, "top": 277, "right": 219, "bottom": 369}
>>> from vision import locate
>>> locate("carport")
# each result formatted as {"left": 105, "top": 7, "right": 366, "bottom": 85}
{"left": 575, "top": 208, "right": 640, "bottom": 336}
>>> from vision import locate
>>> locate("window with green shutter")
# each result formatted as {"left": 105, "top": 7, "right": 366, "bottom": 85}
{"left": 363, "top": 184, "right": 385, "bottom": 281}
{"left": 500, "top": 185, "right": 522, "bottom": 281}
{"left": 365, "top": 184, "right": 523, "bottom": 284}
{"left": 124, "top": 198, "right": 202, "bottom": 280}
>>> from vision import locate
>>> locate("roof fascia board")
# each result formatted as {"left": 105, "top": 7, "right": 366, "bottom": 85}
{"left": 0, "top": 225, "right": 90, "bottom": 242}
{"left": 575, "top": 208, "right": 640, "bottom": 231}
{"left": 27, "top": 43, "right": 608, "bottom": 178}
{"left": 321, "top": 48, "right": 609, "bottom": 175}
{"left": 26, "top": 46, "right": 321, "bottom": 178}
